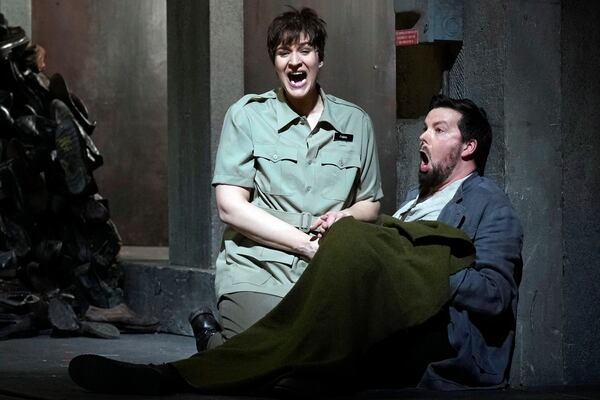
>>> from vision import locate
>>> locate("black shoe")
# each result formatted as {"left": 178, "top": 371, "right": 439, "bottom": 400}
{"left": 49, "top": 73, "right": 96, "bottom": 134}
{"left": 0, "top": 24, "right": 27, "bottom": 58}
{"left": 188, "top": 306, "right": 220, "bottom": 352}
{"left": 0, "top": 105, "right": 13, "bottom": 128}
{"left": 51, "top": 99, "right": 91, "bottom": 195}
{"left": 83, "top": 303, "right": 160, "bottom": 332}
{"left": 78, "top": 196, "right": 110, "bottom": 223}
{"left": 14, "top": 114, "right": 57, "bottom": 143}
{"left": 0, "top": 312, "right": 39, "bottom": 340}
{"left": 68, "top": 354, "right": 179, "bottom": 394}
{"left": 48, "top": 296, "right": 79, "bottom": 333}
{"left": 0, "top": 249, "right": 16, "bottom": 270}
{"left": 33, "top": 239, "right": 63, "bottom": 265}
{"left": 78, "top": 321, "right": 120, "bottom": 339}
{"left": 5, "top": 138, "right": 48, "bottom": 213}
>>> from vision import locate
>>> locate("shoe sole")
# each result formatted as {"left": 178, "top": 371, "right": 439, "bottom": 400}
{"left": 54, "top": 119, "right": 89, "bottom": 195}
{"left": 79, "top": 321, "right": 120, "bottom": 339}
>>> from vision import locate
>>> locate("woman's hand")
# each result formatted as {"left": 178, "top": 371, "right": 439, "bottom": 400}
{"left": 309, "top": 200, "right": 381, "bottom": 236}
{"left": 309, "top": 210, "right": 351, "bottom": 235}
{"left": 216, "top": 184, "right": 318, "bottom": 259}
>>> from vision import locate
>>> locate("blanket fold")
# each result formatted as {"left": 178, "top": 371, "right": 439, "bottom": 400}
{"left": 173, "top": 216, "right": 475, "bottom": 393}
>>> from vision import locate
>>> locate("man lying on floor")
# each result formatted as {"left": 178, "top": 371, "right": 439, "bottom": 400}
{"left": 67, "top": 95, "right": 523, "bottom": 397}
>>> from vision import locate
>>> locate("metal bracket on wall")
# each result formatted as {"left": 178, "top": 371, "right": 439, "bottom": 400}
{"left": 394, "top": 0, "right": 463, "bottom": 44}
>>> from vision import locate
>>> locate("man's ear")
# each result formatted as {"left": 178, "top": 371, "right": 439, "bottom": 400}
{"left": 461, "top": 139, "right": 477, "bottom": 159}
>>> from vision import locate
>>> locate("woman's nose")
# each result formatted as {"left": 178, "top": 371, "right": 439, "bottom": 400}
{"left": 289, "top": 51, "right": 301, "bottom": 65}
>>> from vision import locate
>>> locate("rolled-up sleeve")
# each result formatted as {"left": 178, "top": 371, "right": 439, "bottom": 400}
{"left": 212, "top": 103, "right": 255, "bottom": 188}
{"left": 355, "top": 113, "right": 384, "bottom": 202}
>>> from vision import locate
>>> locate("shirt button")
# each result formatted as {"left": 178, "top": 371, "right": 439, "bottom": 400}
{"left": 306, "top": 186, "right": 312, "bottom": 192}
{"left": 273, "top": 154, "right": 278, "bottom": 160}
{"left": 339, "top": 159, "right": 345, "bottom": 166}
{"left": 307, "top": 159, "right": 313, "bottom": 165}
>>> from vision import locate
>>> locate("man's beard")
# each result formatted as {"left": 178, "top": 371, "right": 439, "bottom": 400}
{"left": 418, "top": 145, "right": 461, "bottom": 195}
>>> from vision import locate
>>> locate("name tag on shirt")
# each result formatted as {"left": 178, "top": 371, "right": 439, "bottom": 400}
{"left": 334, "top": 132, "right": 354, "bottom": 142}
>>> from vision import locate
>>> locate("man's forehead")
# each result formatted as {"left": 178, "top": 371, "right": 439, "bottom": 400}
{"left": 425, "top": 107, "right": 462, "bottom": 125}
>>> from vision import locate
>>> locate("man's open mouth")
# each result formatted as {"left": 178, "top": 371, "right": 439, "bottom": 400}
{"left": 419, "top": 149, "right": 430, "bottom": 172}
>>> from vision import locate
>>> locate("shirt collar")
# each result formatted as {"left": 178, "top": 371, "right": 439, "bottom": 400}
{"left": 275, "top": 88, "right": 300, "bottom": 131}
{"left": 275, "top": 86, "right": 341, "bottom": 132}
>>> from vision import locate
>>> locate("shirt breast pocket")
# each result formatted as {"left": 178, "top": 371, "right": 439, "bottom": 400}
{"left": 318, "top": 150, "right": 361, "bottom": 201}
{"left": 253, "top": 144, "right": 299, "bottom": 196}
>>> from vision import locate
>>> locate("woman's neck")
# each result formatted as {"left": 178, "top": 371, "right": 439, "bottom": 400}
{"left": 285, "top": 89, "right": 323, "bottom": 130}
{"left": 285, "top": 89, "right": 319, "bottom": 117}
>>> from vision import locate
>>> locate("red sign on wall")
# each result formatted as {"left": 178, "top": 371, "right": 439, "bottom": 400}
{"left": 395, "top": 29, "right": 419, "bottom": 46}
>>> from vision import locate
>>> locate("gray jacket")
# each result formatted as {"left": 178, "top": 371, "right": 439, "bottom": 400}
{"left": 403, "top": 174, "right": 524, "bottom": 390}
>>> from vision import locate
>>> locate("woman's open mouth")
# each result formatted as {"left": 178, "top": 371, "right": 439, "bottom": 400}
{"left": 288, "top": 71, "right": 307, "bottom": 88}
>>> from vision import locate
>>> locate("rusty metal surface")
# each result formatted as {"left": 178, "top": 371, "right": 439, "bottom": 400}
{"left": 31, "top": 0, "right": 168, "bottom": 246}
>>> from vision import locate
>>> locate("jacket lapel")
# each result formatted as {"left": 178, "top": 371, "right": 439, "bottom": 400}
{"left": 439, "top": 185, "right": 466, "bottom": 228}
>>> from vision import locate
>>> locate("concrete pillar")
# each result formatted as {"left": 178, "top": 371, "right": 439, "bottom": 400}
{"left": 209, "top": 0, "right": 245, "bottom": 263}
{"left": 86, "top": 0, "right": 244, "bottom": 335}
{"left": 125, "top": 0, "right": 244, "bottom": 335}
{"left": 167, "top": 0, "right": 211, "bottom": 268}
{"left": 167, "top": 0, "right": 243, "bottom": 268}
{"left": 561, "top": 0, "right": 600, "bottom": 385}
{"left": 504, "top": 0, "right": 563, "bottom": 386}
{"left": 462, "top": 1, "right": 506, "bottom": 186}
{"left": 0, "top": 0, "right": 31, "bottom": 37}
{"left": 463, "top": 0, "right": 567, "bottom": 387}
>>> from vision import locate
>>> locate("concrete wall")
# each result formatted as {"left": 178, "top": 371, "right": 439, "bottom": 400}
{"left": 561, "top": 0, "right": 600, "bottom": 385}
{"left": 0, "top": 0, "right": 30, "bottom": 36}
{"left": 31, "top": 0, "right": 168, "bottom": 246}
{"left": 503, "top": 0, "right": 563, "bottom": 386}
{"left": 462, "top": 1, "right": 507, "bottom": 187}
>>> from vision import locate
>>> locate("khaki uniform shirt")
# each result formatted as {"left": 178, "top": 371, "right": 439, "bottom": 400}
{"left": 212, "top": 88, "right": 383, "bottom": 298}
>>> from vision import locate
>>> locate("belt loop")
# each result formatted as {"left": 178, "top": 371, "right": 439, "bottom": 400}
{"left": 300, "top": 212, "right": 312, "bottom": 233}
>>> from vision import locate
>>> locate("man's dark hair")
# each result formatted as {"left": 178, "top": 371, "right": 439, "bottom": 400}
{"left": 429, "top": 94, "right": 492, "bottom": 175}
{"left": 267, "top": 7, "right": 327, "bottom": 64}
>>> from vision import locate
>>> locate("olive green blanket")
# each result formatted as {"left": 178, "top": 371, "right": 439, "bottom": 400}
{"left": 173, "top": 215, "right": 475, "bottom": 393}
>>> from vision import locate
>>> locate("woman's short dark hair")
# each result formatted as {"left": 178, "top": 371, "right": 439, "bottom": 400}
{"left": 429, "top": 94, "right": 492, "bottom": 175}
{"left": 267, "top": 7, "right": 327, "bottom": 63}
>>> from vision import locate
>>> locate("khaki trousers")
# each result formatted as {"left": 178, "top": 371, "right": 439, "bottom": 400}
{"left": 207, "top": 291, "right": 282, "bottom": 349}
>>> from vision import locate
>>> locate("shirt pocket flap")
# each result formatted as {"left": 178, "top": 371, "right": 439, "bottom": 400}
{"left": 254, "top": 144, "right": 298, "bottom": 163}
{"left": 235, "top": 245, "right": 296, "bottom": 265}
{"left": 319, "top": 150, "right": 361, "bottom": 169}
